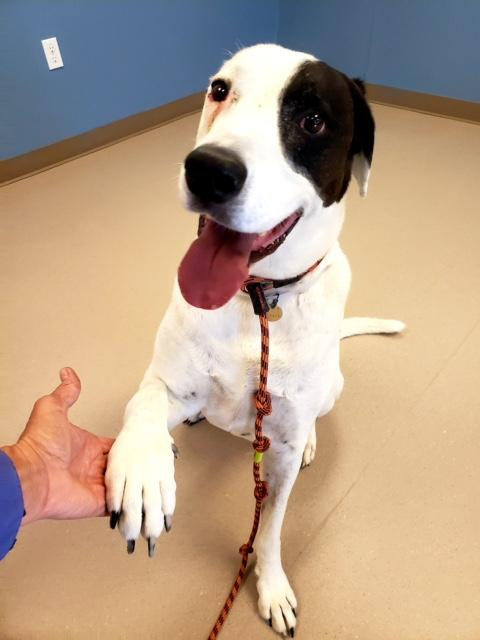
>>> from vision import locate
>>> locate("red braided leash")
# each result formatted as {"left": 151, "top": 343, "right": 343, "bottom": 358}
{"left": 206, "top": 257, "right": 324, "bottom": 639}
{"left": 207, "top": 306, "right": 272, "bottom": 639}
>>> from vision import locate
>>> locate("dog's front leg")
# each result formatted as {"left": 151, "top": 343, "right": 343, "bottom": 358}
{"left": 106, "top": 371, "right": 196, "bottom": 556}
{"left": 255, "top": 429, "right": 310, "bottom": 637}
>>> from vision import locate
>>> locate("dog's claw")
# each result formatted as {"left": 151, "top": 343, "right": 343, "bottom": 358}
{"left": 268, "top": 617, "right": 272, "bottom": 628}
{"left": 281, "top": 610, "right": 290, "bottom": 635}
{"left": 148, "top": 538, "right": 156, "bottom": 558}
{"left": 127, "top": 539, "right": 135, "bottom": 554}
{"left": 183, "top": 414, "right": 205, "bottom": 426}
{"left": 109, "top": 511, "right": 120, "bottom": 529}
{"left": 289, "top": 628, "right": 295, "bottom": 638}
{"left": 164, "top": 515, "right": 172, "bottom": 532}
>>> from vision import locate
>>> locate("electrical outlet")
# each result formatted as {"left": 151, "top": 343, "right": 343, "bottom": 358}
{"left": 41, "top": 37, "right": 64, "bottom": 70}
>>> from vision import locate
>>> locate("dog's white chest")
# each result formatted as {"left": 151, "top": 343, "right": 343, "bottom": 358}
{"left": 154, "top": 245, "right": 351, "bottom": 437}
{"left": 201, "top": 277, "right": 346, "bottom": 436}
{"left": 204, "top": 338, "right": 341, "bottom": 439}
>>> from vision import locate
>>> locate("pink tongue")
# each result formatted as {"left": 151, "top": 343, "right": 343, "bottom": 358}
{"left": 178, "top": 219, "right": 258, "bottom": 309}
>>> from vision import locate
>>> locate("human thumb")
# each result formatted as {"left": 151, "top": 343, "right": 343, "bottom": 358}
{"left": 51, "top": 367, "right": 81, "bottom": 409}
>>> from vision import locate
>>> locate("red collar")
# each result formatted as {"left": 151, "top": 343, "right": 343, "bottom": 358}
{"left": 241, "top": 258, "right": 324, "bottom": 315}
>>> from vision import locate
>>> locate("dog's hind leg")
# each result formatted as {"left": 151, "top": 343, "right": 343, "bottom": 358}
{"left": 255, "top": 428, "right": 311, "bottom": 637}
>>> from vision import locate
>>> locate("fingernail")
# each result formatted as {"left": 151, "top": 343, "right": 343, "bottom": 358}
{"left": 164, "top": 515, "right": 172, "bottom": 532}
{"left": 127, "top": 539, "right": 135, "bottom": 554}
{"left": 148, "top": 538, "right": 156, "bottom": 558}
{"left": 60, "top": 367, "right": 71, "bottom": 380}
{"left": 109, "top": 511, "right": 120, "bottom": 529}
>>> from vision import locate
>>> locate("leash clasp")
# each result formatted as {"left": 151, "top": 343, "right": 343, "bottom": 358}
{"left": 245, "top": 282, "right": 270, "bottom": 315}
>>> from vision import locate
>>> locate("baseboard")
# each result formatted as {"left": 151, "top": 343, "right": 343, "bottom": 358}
{"left": 0, "top": 92, "right": 204, "bottom": 185}
{"left": 1, "top": 85, "right": 478, "bottom": 186}
{"left": 367, "top": 83, "right": 480, "bottom": 124}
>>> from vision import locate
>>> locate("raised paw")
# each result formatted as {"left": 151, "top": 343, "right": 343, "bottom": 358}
{"left": 301, "top": 426, "right": 316, "bottom": 469}
{"left": 257, "top": 571, "right": 298, "bottom": 637}
{"left": 105, "top": 429, "right": 176, "bottom": 557}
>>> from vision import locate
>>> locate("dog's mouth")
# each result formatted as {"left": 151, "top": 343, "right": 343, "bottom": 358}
{"left": 250, "top": 210, "right": 301, "bottom": 263}
{"left": 178, "top": 210, "right": 302, "bottom": 310}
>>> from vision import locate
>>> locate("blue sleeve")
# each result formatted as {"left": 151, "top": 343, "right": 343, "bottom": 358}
{"left": 0, "top": 449, "right": 25, "bottom": 560}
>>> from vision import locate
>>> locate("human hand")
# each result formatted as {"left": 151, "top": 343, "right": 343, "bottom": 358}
{"left": 1, "top": 368, "right": 114, "bottom": 524}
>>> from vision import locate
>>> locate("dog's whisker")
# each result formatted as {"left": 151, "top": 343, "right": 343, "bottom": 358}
{"left": 234, "top": 39, "right": 245, "bottom": 52}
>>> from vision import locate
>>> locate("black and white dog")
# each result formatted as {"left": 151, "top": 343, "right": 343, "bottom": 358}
{"left": 106, "top": 44, "right": 403, "bottom": 636}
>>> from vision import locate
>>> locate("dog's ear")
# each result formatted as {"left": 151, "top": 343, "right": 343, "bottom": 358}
{"left": 348, "top": 77, "right": 375, "bottom": 197}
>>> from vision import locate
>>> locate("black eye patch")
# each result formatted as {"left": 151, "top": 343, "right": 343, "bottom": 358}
{"left": 279, "top": 61, "right": 357, "bottom": 207}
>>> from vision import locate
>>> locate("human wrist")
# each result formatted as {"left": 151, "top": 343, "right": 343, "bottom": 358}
{"left": 1, "top": 441, "right": 49, "bottom": 525}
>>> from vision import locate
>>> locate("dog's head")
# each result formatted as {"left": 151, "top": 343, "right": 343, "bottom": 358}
{"left": 178, "top": 44, "right": 374, "bottom": 309}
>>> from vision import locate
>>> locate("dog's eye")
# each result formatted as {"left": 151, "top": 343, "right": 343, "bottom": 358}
{"left": 299, "top": 113, "right": 326, "bottom": 135}
{"left": 210, "top": 79, "right": 229, "bottom": 102}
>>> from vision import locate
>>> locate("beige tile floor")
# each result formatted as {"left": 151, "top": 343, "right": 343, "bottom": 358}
{"left": 1, "top": 104, "right": 480, "bottom": 640}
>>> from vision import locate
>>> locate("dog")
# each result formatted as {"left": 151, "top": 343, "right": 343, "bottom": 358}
{"left": 106, "top": 44, "right": 403, "bottom": 637}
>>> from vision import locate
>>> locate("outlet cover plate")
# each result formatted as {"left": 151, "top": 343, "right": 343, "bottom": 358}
{"left": 41, "top": 37, "right": 64, "bottom": 70}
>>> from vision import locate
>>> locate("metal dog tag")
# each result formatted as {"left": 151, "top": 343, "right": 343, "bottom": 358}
{"left": 266, "top": 306, "right": 283, "bottom": 322}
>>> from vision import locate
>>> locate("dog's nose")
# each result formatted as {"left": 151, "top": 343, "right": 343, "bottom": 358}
{"left": 184, "top": 144, "right": 247, "bottom": 204}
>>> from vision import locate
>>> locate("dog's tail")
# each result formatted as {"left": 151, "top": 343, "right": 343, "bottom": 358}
{"left": 341, "top": 317, "right": 405, "bottom": 339}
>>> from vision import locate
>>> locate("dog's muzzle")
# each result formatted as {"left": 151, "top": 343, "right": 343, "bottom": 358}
{"left": 184, "top": 144, "right": 247, "bottom": 205}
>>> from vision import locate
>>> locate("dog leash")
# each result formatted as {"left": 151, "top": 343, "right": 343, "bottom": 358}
{"left": 207, "top": 294, "right": 271, "bottom": 640}
{"left": 206, "top": 258, "right": 323, "bottom": 639}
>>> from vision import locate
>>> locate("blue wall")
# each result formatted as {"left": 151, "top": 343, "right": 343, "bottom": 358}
{"left": 0, "top": 0, "right": 278, "bottom": 159}
{"left": 1, "top": 1, "right": 478, "bottom": 160}
{"left": 278, "top": 0, "right": 480, "bottom": 103}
